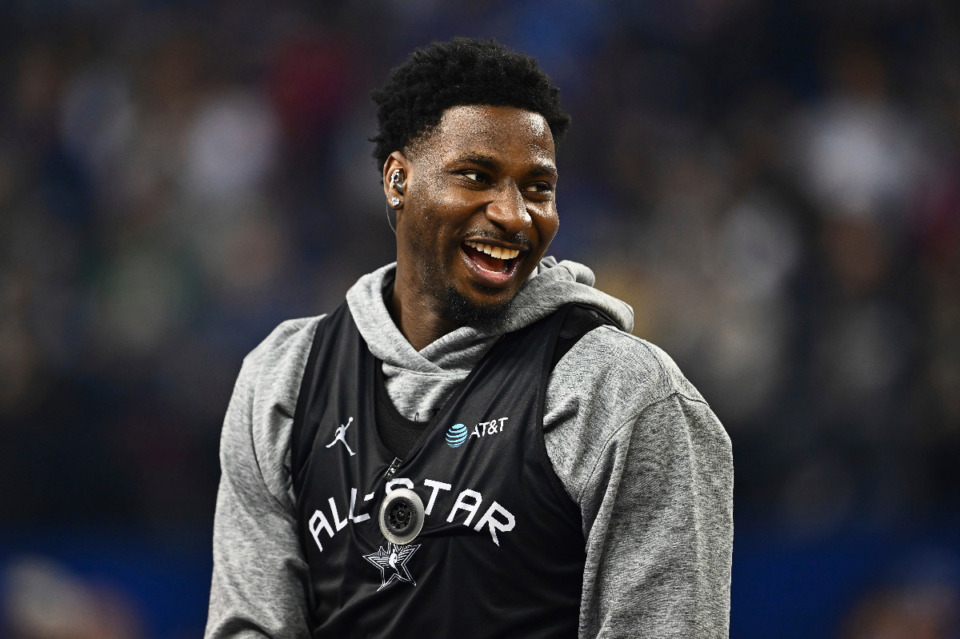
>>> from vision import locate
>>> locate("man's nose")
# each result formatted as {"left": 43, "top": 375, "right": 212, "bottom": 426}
{"left": 484, "top": 183, "right": 532, "bottom": 234}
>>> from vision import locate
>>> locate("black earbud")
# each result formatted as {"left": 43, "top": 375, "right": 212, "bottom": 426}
{"left": 390, "top": 170, "right": 405, "bottom": 195}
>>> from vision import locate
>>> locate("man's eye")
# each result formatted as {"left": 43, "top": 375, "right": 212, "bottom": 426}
{"left": 461, "top": 170, "right": 485, "bottom": 183}
{"left": 524, "top": 182, "right": 553, "bottom": 193}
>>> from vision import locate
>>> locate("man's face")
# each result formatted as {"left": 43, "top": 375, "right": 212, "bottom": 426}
{"left": 392, "top": 105, "right": 559, "bottom": 325}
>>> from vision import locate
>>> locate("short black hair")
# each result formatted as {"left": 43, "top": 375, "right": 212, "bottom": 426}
{"left": 370, "top": 37, "right": 571, "bottom": 170}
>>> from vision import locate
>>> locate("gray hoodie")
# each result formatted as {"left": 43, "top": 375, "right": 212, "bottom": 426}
{"left": 204, "top": 258, "right": 733, "bottom": 638}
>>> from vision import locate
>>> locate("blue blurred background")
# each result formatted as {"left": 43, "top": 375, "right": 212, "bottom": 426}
{"left": 1, "top": 0, "right": 958, "bottom": 637}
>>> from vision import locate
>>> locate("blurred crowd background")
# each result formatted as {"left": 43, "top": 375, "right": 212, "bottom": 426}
{"left": 1, "top": 0, "right": 958, "bottom": 637}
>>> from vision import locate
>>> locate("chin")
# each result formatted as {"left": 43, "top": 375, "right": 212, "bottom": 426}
{"left": 442, "top": 285, "right": 515, "bottom": 327}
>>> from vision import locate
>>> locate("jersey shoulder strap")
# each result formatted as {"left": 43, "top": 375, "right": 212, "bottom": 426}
{"left": 550, "top": 303, "right": 616, "bottom": 370}
{"left": 290, "top": 302, "right": 352, "bottom": 490}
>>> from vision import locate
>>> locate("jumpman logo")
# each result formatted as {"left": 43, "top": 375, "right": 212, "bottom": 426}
{"left": 325, "top": 417, "right": 356, "bottom": 456}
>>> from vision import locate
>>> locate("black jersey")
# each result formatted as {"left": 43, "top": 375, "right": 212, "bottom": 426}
{"left": 291, "top": 303, "right": 607, "bottom": 638}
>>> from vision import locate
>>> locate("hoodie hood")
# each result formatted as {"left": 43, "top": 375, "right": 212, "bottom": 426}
{"left": 346, "top": 257, "right": 633, "bottom": 375}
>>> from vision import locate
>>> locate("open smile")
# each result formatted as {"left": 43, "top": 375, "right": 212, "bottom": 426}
{"left": 461, "top": 239, "right": 525, "bottom": 286}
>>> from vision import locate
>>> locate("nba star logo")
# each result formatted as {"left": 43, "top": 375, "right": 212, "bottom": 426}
{"left": 325, "top": 417, "right": 356, "bottom": 456}
{"left": 364, "top": 542, "right": 420, "bottom": 591}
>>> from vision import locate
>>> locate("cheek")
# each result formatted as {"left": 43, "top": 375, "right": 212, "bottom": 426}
{"left": 536, "top": 208, "right": 560, "bottom": 246}
{"left": 402, "top": 203, "right": 457, "bottom": 255}
{"left": 409, "top": 176, "right": 458, "bottom": 218}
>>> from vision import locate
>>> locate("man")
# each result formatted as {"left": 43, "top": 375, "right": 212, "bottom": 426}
{"left": 205, "top": 38, "right": 733, "bottom": 638}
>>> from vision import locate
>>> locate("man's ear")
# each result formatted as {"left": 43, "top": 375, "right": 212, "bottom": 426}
{"left": 382, "top": 151, "right": 409, "bottom": 209}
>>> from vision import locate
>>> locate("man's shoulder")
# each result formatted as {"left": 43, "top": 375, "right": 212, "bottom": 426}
{"left": 556, "top": 322, "right": 707, "bottom": 410}
{"left": 238, "top": 315, "right": 328, "bottom": 399}
{"left": 245, "top": 315, "right": 324, "bottom": 365}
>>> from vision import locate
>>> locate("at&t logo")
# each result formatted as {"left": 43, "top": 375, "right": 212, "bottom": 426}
{"left": 444, "top": 417, "right": 509, "bottom": 449}
{"left": 445, "top": 423, "right": 468, "bottom": 448}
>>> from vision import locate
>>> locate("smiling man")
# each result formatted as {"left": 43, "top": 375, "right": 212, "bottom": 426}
{"left": 205, "top": 38, "right": 733, "bottom": 638}
{"left": 388, "top": 102, "right": 560, "bottom": 346}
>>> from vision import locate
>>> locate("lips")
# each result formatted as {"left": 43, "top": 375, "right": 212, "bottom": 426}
{"left": 461, "top": 239, "right": 524, "bottom": 285}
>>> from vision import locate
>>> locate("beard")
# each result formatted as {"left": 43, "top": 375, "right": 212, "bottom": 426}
{"left": 441, "top": 284, "right": 513, "bottom": 328}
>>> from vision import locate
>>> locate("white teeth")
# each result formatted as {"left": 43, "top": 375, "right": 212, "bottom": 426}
{"left": 464, "top": 241, "right": 520, "bottom": 260}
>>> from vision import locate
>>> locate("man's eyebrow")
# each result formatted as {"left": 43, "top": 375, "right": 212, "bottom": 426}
{"left": 452, "top": 152, "right": 499, "bottom": 169}
{"left": 453, "top": 152, "right": 558, "bottom": 178}
{"left": 528, "top": 163, "right": 558, "bottom": 179}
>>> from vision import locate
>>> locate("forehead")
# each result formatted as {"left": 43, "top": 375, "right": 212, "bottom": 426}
{"left": 413, "top": 105, "right": 556, "bottom": 166}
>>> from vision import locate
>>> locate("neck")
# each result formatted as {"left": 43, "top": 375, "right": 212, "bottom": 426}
{"left": 389, "top": 271, "right": 459, "bottom": 352}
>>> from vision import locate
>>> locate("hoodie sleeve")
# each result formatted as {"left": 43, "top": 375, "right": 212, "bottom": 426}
{"left": 204, "top": 318, "right": 319, "bottom": 639}
{"left": 545, "top": 327, "right": 733, "bottom": 639}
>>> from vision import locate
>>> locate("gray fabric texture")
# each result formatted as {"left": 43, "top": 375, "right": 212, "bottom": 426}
{"left": 204, "top": 258, "right": 733, "bottom": 638}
